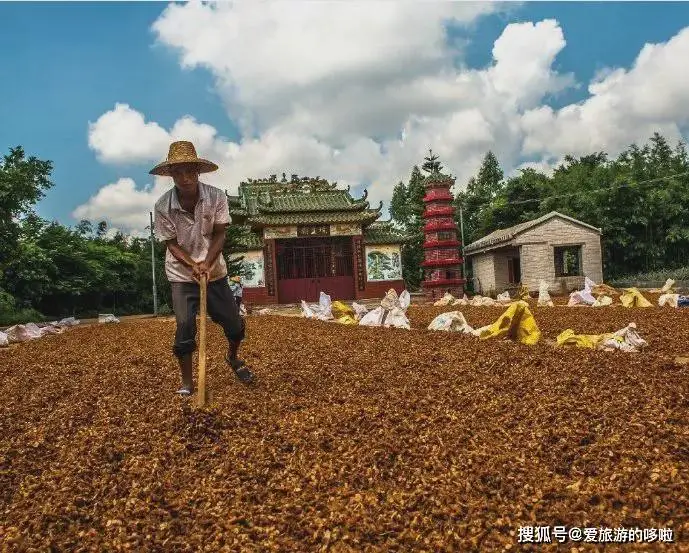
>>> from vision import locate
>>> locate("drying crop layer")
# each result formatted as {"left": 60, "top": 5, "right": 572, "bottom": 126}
{"left": 1, "top": 307, "right": 688, "bottom": 552}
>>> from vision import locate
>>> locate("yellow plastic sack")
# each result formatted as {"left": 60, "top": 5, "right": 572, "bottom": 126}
{"left": 331, "top": 301, "right": 355, "bottom": 319}
{"left": 557, "top": 323, "right": 647, "bottom": 352}
{"left": 477, "top": 301, "right": 541, "bottom": 345}
{"left": 335, "top": 315, "right": 358, "bottom": 325}
{"left": 620, "top": 288, "right": 652, "bottom": 308}
{"left": 592, "top": 295, "right": 613, "bottom": 307}
{"left": 556, "top": 329, "right": 607, "bottom": 349}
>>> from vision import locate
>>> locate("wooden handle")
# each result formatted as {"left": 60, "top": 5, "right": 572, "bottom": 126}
{"left": 196, "top": 274, "right": 208, "bottom": 408}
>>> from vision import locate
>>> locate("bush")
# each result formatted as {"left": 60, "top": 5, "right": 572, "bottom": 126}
{"left": 157, "top": 304, "right": 173, "bottom": 316}
{"left": 611, "top": 266, "right": 689, "bottom": 284}
{"left": 0, "top": 290, "right": 46, "bottom": 326}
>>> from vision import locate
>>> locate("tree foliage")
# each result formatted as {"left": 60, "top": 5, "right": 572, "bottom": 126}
{"left": 390, "top": 164, "right": 426, "bottom": 290}
{"left": 458, "top": 133, "right": 689, "bottom": 278}
{"left": 0, "top": 146, "right": 253, "bottom": 323}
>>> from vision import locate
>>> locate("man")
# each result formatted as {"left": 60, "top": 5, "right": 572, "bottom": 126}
{"left": 152, "top": 141, "right": 255, "bottom": 395}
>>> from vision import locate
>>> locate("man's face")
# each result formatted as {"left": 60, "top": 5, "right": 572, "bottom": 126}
{"left": 170, "top": 164, "right": 200, "bottom": 193}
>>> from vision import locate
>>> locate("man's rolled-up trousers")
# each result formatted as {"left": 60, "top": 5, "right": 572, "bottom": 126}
{"left": 170, "top": 277, "right": 245, "bottom": 358}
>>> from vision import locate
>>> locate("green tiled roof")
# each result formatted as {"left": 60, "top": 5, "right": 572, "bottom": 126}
{"left": 257, "top": 189, "right": 369, "bottom": 213}
{"left": 251, "top": 209, "right": 381, "bottom": 226}
{"left": 227, "top": 175, "right": 385, "bottom": 228}
{"left": 363, "top": 221, "right": 408, "bottom": 244}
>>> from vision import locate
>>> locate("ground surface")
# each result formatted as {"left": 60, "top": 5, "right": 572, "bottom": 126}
{"left": 1, "top": 303, "right": 688, "bottom": 552}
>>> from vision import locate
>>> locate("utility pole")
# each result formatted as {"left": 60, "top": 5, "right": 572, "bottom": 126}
{"left": 149, "top": 211, "right": 158, "bottom": 316}
{"left": 458, "top": 203, "right": 466, "bottom": 281}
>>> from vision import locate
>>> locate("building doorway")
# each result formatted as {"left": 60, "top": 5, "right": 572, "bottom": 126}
{"left": 276, "top": 237, "right": 355, "bottom": 303}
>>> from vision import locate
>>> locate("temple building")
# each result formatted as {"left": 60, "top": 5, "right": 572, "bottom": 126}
{"left": 226, "top": 174, "right": 407, "bottom": 305}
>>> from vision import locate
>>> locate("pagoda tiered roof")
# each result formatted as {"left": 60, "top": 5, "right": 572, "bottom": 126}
{"left": 227, "top": 174, "right": 383, "bottom": 228}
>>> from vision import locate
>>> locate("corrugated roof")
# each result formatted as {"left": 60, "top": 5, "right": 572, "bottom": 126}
{"left": 465, "top": 211, "right": 602, "bottom": 253}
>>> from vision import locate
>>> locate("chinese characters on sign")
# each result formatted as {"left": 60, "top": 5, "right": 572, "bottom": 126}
{"left": 264, "top": 241, "right": 275, "bottom": 296}
{"left": 353, "top": 236, "right": 366, "bottom": 291}
{"left": 297, "top": 225, "right": 330, "bottom": 237}
{"left": 517, "top": 526, "right": 673, "bottom": 544}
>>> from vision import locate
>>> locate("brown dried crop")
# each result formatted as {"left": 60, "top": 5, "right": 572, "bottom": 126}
{"left": 1, "top": 306, "right": 688, "bottom": 552}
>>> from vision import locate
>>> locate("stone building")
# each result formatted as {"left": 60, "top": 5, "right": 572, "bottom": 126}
{"left": 464, "top": 211, "right": 603, "bottom": 295}
{"left": 227, "top": 175, "right": 407, "bottom": 305}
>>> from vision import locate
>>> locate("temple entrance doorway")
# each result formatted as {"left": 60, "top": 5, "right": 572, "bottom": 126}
{"left": 276, "top": 237, "right": 355, "bottom": 303}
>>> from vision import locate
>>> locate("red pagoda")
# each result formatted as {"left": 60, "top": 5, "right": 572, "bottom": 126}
{"left": 420, "top": 153, "right": 465, "bottom": 299}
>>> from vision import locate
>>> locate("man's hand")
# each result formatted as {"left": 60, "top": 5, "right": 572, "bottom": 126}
{"left": 192, "top": 260, "right": 211, "bottom": 283}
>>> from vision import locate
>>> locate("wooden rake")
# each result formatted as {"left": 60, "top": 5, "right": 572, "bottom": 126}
{"left": 196, "top": 273, "right": 208, "bottom": 408}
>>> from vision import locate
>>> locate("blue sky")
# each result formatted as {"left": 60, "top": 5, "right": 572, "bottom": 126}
{"left": 1, "top": 1, "right": 688, "bottom": 234}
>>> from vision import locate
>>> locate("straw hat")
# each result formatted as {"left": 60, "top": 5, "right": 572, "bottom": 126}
{"left": 149, "top": 141, "right": 218, "bottom": 176}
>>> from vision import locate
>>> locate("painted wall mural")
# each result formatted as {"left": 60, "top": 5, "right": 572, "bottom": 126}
{"left": 365, "top": 245, "right": 403, "bottom": 281}
{"left": 238, "top": 250, "right": 265, "bottom": 288}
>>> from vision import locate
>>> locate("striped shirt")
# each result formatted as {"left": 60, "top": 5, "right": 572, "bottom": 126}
{"left": 154, "top": 182, "right": 230, "bottom": 283}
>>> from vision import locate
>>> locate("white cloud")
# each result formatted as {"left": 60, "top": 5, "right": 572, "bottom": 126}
{"left": 72, "top": 177, "right": 171, "bottom": 231}
{"left": 88, "top": 104, "right": 170, "bottom": 164}
{"left": 79, "top": 3, "right": 689, "bottom": 234}
{"left": 521, "top": 26, "right": 689, "bottom": 158}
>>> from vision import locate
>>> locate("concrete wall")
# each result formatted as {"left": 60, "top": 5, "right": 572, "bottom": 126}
{"left": 515, "top": 217, "right": 603, "bottom": 293}
{"left": 470, "top": 252, "right": 496, "bottom": 295}
{"left": 492, "top": 246, "right": 520, "bottom": 292}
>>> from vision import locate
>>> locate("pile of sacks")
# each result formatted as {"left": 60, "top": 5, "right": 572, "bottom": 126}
{"left": 432, "top": 283, "right": 547, "bottom": 308}
{"left": 427, "top": 300, "right": 648, "bottom": 353}
{"left": 567, "top": 278, "right": 648, "bottom": 308}
{"left": 556, "top": 323, "right": 648, "bottom": 352}
{"left": 98, "top": 313, "right": 120, "bottom": 324}
{"left": 0, "top": 317, "right": 80, "bottom": 347}
{"left": 301, "top": 289, "right": 411, "bottom": 329}
{"left": 567, "top": 277, "right": 689, "bottom": 308}
{"left": 654, "top": 279, "right": 689, "bottom": 308}
{"left": 427, "top": 300, "right": 541, "bottom": 345}
{"left": 568, "top": 277, "right": 602, "bottom": 307}
{"left": 432, "top": 292, "right": 502, "bottom": 307}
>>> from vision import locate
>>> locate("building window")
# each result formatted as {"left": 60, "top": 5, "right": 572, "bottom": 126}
{"left": 554, "top": 246, "right": 582, "bottom": 277}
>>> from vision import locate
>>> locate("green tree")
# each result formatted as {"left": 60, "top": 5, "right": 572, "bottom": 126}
{"left": 422, "top": 149, "right": 443, "bottom": 174}
{"left": 389, "top": 180, "right": 408, "bottom": 224}
{"left": 223, "top": 224, "right": 250, "bottom": 277}
{"left": 455, "top": 151, "right": 505, "bottom": 246}
{"left": 0, "top": 146, "right": 54, "bottom": 287}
